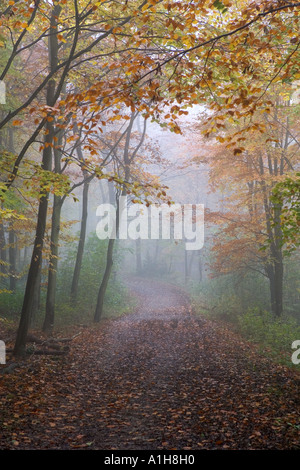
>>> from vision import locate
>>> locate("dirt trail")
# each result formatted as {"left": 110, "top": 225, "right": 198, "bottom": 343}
{"left": 0, "top": 278, "right": 299, "bottom": 450}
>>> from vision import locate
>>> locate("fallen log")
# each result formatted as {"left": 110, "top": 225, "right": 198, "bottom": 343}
{"left": 6, "top": 345, "right": 70, "bottom": 355}
{"left": 26, "top": 349, "right": 69, "bottom": 356}
{"left": 0, "top": 363, "right": 22, "bottom": 375}
{"left": 26, "top": 332, "right": 81, "bottom": 345}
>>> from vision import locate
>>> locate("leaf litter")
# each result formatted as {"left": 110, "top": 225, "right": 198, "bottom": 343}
{"left": 0, "top": 278, "right": 299, "bottom": 450}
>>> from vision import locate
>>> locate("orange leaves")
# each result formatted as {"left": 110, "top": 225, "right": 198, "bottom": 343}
{"left": 12, "top": 119, "right": 23, "bottom": 126}
{"left": 233, "top": 147, "right": 245, "bottom": 156}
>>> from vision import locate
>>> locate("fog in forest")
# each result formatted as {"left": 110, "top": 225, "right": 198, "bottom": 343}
{"left": 0, "top": 0, "right": 299, "bottom": 452}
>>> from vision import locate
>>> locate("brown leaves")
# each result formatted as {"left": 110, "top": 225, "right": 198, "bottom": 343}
{"left": 0, "top": 279, "right": 299, "bottom": 450}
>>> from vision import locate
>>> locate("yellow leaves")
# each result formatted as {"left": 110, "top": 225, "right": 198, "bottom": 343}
{"left": 233, "top": 148, "right": 245, "bottom": 156}
{"left": 92, "top": 1, "right": 103, "bottom": 10}
{"left": 182, "top": 35, "right": 195, "bottom": 48}
{"left": 110, "top": 114, "right": 122, "bottom": 122}
{"left": 0, "top": 207, "right": 27, "bottom": 221}
{"left": 66, "top": 135, "right": 76, "bottom": 144}
{"left": 57, "top": 34, "right": 66, "bottom": 43}
{"left": 169, "top": 122, "right": 181, "bottom": 134}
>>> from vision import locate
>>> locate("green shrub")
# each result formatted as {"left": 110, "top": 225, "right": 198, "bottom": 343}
{"left": 0, "top": 289, "right": 24, "bottom": 319}
{"left": 55, "top": 234, "right": 131, "bottom": 324}
{"left": 237, "top": 307, "right": 300, "bottom": 363}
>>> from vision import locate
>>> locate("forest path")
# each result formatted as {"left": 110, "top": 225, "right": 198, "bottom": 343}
{"left": 0, "top": 277, "right": 299, "bottom": 450}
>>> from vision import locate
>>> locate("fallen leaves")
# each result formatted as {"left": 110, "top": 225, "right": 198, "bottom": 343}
{"left": 0, "top": 278, "right": 299, "bottom": 450}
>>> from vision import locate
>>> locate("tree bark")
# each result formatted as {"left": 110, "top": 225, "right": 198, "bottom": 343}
{"left": 13, "top": 177, "right": 52, "bottom": 355}
{"left": 70, "top": 128, "right": 90, "bottom": 302}
{"left": 0, "top": 217, "right": 7, "bottom": 276}
{"left": 259, "top": 154, "right": 284, "bottom": 317}
{"left": 94, "top": 237, "right": 115, "bottom": 323}
{"left": 271, "top": 202, "right": 284, "bottom": 317}
{"left": 31, "top": 260, "right": 41, "bottom": 327}
{"left": 93, "top": 112, "right": 146, "bottom": 323}
{"left": 136, "top": 237, "right": 142, "bottom": 274}
{"left": 70, "top": 180, "right": 89, "bottom": 302}
{"left": 8, "top": 222, "right": 17, "bottom": 291}
{"left": 43, "top": 195, "right": 62, "bottom": 334}
{"left": 13, "top": 5, "right": 60, "bottom": 356}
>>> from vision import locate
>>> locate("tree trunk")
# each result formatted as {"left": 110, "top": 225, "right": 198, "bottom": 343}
{"left": 184, "top": 248, "right": 188, "bottom": 284}
{"left": 70, "top": 175, "right": 89, "bottom": 302}
{"left": 13, "top": 5, "right": 60, "bottom": 356}
{"left": 136, "top": 237, "right": 142, "bottom": 274}
{"left": 272, "top": 202, "right": 284, "bottom": 317}
{"left": 94, "top": 237, "right": 115, "bottom": 322}
{"left": 273, "top": 257, "right": 283, "bottom": 317}
{"left": 31, "top": 261, "right": 42, "bottom": 327}
{"left": 0, "top": 218, "right": 6, "bottom": 275}
{"left": 43, "top": 195, "right": 62, "bottom": 334}
{"left": 259, "top": 154, "right": 284, "bottom": 317}
{"left": 266, "top": 259, "right": 283, "bottom": 317}
{"left": 198, "top": 251, "right": 203, "bottom": 282}
{"left": 13, "top": 184, "right": 52, "bottom": 355}
{"left": 8, "top": 222, "right": 17, "bottom": 291}
{"left": 43, "top": 90, "right": 65, "bottom": 334}
{"left": 93, "top": 112, "right": 145, "bottom": 323}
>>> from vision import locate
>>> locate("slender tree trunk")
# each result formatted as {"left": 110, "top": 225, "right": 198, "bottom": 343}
{"left": 13, "top": 5, "right": 60, "bottom": 356}
{"left": 31, "top": 261, "right": 42, "bottom": 327}
{"left": 93, "top": 112, "right": 146, "bottom": 323}
{"left": 43, "top": 95, "right": 65, "bottom": 334}
{"left": 94, "top": 114, "right": 131, "bottom": 323}
{"left": 13, "top": 179, "right": 52, "bottom": 355}
{"left": 70, "top": 131, "right": 90, "bottom": 302}
{"left": 0, "top": 218, "right": 6, "bottom": 275}
{"left": 94, "top": 237, "right": 115, "bottom": 322}
{"left": 43, "top": 195, "right": 62, "bottom": 334}
{"left": 198, "top": 251, "right": 203, "bottom": 282}
{"left": 273, "top": 257, "right": 283, "bottom": 317}
{"left": 70, "top": 181, "right": 89, "bottom": 301}
{"left": 271, "top": 202, "right": 284, "bottom": 317}
{"left": 188, "top": 250, "right": 195, "bottom": 279}
{"left": 136, "top": 238, "right": 142, "bottom": 274}
{"left": 69, "top": 115, "right": 92, "bottom": 301}
{"left": 8, "top": 222, "right": 17, "bottom": 291}
{"left": 259, "top": 154, "right": 284, "bottom": 317}
{"left": 184, "top": 248, "right": 188, "bottom": 284}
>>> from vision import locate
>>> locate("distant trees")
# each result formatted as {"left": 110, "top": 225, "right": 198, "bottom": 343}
{"left": 94, "top": 110, "right": 161, "bottom": 322}
{"left": 198, "top": 85, "right": 300, "bottom": 317}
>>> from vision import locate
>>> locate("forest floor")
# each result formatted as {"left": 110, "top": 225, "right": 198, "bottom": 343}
{"left": 0, "top": 277, "right": 300, "bottom": 450}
